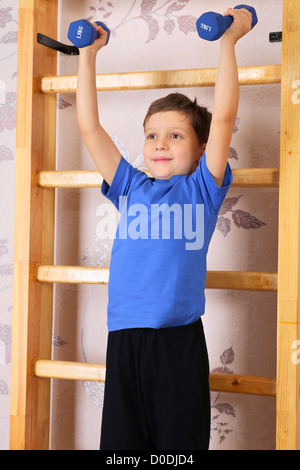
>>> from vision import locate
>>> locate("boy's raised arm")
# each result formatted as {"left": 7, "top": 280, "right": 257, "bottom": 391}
{"left": 205, "top": 8, "right": 252, "bottom": 187}
{"left": 76, "top": 25, "right": 121, "bottom": 186}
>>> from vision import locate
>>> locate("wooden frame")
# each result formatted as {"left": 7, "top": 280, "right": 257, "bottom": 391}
{"left": 276, "top": 0, "right": 300, "bottom": 450}
{"left": 10, "top": 0, "right": 300, "bottom": 450}
{"left": 10, "top": 0, "right": 57, "bottom": 450}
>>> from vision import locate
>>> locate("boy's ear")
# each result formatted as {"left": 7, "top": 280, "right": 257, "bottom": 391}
{"left": 193, "top": 143, "right": 207, "bottom": 172}
{"left": 198, "top": 143, "right": 206, "bottom": 159}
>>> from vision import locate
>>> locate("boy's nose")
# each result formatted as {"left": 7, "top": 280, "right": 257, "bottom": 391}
{"left": 156, "top": 139, "right": 167, "bottom": 151}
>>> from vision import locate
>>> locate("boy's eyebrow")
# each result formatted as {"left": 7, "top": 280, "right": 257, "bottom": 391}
{"left": 144, "top": 126, "right": 187, "bottom": 133}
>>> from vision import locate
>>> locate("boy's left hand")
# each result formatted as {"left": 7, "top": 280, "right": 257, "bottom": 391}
{"left": 221, "top": 7, "right": 253, "bottom": 44}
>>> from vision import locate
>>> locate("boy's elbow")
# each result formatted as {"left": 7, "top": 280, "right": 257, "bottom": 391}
{"left": 76, "top": 106, "right": 100, "bottom": 136}
{"left": 212, "top": 113, "right": 236, "bottom": 127}
{"left": 78, "top": 120, "right": 101, "bottom": 138}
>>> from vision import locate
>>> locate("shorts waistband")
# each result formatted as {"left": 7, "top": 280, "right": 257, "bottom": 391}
{"left": 109, "top": 317, "right": 202, "bottom": 336}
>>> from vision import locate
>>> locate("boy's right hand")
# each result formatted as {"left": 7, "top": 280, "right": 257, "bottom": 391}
{"left": 221, "top": 8, "right": 252, "bottom": 45}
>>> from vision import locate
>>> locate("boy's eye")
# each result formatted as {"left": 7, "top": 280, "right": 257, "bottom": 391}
{"left": 146, "top": 134, "right": 156, "bottom": 140}
{"left": 171, "top": 133, "right": 181, "bottom": 139}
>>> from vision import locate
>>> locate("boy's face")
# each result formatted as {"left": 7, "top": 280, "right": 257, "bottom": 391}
{"left": 143, "top": 111, "right": 205, "bottom": 180}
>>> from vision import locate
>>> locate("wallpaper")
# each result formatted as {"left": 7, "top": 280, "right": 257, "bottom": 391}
{"left": 0, "top": 0, "right": 282, "bottom": 450}
{"left": 0, "top": 0, "right": 18, "bottom": 450}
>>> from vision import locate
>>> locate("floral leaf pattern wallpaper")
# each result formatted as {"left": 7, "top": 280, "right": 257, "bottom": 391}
{"left": 88, "top": 0, "right": 198, "bottom": 43}
{"left": 1, "top": 0, "right": 282, "bottom": 449}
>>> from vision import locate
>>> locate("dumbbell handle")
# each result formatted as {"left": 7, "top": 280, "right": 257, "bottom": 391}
{"left": 197, "top": 4, "right": 258, "bottom": 41}
{"left": 221, "top": 5, "right": 257, "bottom": 30}
{"left": 88, "top": 21, "right": 110, "bottom": 45}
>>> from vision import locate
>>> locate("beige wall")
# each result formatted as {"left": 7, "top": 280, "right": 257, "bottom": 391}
{"left": 0, "top": 0, "right": 282, "bottom": 450}
{"left": 0, "top": 0, "right": 18, "bottom": 450}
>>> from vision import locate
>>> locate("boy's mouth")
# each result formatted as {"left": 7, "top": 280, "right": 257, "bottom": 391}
{"left": 152, "top": 157, "right": 173, "bottom": 164}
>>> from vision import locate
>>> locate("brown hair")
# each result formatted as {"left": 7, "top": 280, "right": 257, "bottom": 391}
{"left": 143, "top": 93, "right": 212, "bottom": 145}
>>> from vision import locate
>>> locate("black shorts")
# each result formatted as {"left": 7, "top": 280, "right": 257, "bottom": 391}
{"left": 100, "top": 318, "right": 210, "bottom": 451}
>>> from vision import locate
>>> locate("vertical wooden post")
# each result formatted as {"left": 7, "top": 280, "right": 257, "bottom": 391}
{"left": 9, "top": 0, "right": 57, "bottom": 449}
{"left": 276, "top": 0, "right": 300, "bottom": 450}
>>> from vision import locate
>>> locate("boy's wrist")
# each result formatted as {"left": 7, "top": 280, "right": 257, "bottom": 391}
{"left": 220, "top": 35, "right": 237, "bottom": 48}
{"left": 79, "top": 47, "right": 98, "bottom": 62}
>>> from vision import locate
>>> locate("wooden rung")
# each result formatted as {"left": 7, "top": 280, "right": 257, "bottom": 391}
{"left": 36, "top": 265, "right": 277, "bottom": 291}
{"left": 36, "top": 265, "right": 109, "bottom": 285}
{"left": 34, "top": 359, "right": 106, "bottom": 382}
{"left": 38, "top": 170, "right": 104, "bottom": 188}
{"left": 205, "top": 271, "right": 278, "bottom": 291}
{"left": 231, "top": 168, "right": 279, "bottom": 187}
{"left": 40, "top": 64, "right": 281, "bottom": 94}
{"left": 38, "top": 168, "right": 279, "bottom": 188}
{"left": 33, "top": 359, "right": 276, "bottom": 397}
{"left": 210, "top": 372, "right": 276, "bottom": 397}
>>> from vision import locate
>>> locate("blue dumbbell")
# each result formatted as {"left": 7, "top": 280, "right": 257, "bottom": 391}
{"left": 68, "top": 19, "right": 110, "bottom": 48}
{"left": 196, "top": 4, "right": 258, "bottom": 41}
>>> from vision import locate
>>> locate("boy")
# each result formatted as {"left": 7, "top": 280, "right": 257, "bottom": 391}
{"left": 76, "top": 8, "right": 253, "bottom": 450}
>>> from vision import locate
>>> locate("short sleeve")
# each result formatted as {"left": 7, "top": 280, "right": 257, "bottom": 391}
{"left": 192, "top": 152, "right": 233, "bottom": 214}
{"left": 101, "top": 156, "right": 148, "bottom": 210}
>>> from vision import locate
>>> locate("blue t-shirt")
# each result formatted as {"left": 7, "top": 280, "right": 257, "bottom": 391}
{"left": 101, "top": 153, "right": 232, "bottom": 331}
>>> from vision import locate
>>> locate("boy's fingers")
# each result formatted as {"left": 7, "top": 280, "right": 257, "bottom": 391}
{"left": 223, "top": 7, "right": 234, "bottom": 16}
{"left": 223, "top": 7, "right": 252, "bottom": 30}
{"left": 93, "top": 23, "right": 107, "bottom": 39}
{"left": 223, "top": 7, "right": 252, "bottom": 18}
